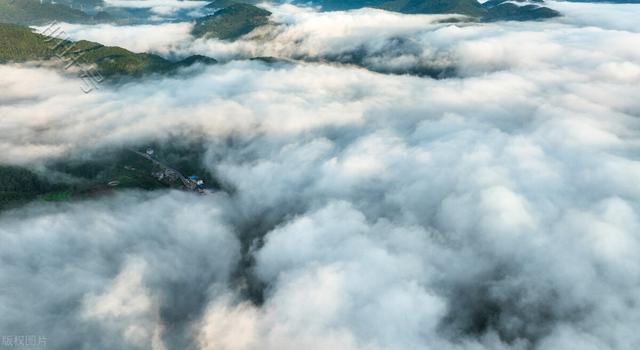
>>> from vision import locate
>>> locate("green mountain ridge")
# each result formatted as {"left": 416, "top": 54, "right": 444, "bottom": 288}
{"left": 382, "top": 0, "right": 486, "bottom": 16}
{"left": 0, "top": 0, "right": 108, "bottom": 25}
{"left": 482, "top": 1, "right": 559, "bottom": 21}
{"left": 292, "top": 0, "right": 560, "bottom": 20}
{"left": 205, "top": 0, "right": 262, "bottom": 9}
{"left": 0, "top": 23, "right": 217, "bottom": 77}
{"left": 193, "top": 3, "right": 272, "bottom": 40}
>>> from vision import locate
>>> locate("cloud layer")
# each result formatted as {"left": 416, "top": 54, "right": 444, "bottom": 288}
{"left": 2, "top": 3, "right": 640, "bottom": 350}
{"left": 104, "top": 0, "right": 209, "bottom": 16}
{"left": 36, "top": 22, "right": 194, "bottom": 54}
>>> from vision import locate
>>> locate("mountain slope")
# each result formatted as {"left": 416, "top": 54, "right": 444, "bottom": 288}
{"left": 0, "top": 0, "right": 96, "bottom": 25}
{"left": 382, "top": 0, "right": 485, "bottom": 16}
{"left": 193, "top": 3, "right": 272, "bottom": 40}
{"left": 381, "top": 0, "right": 559, "bottom": 19}
{"left": 205, "top": 0, "right": 262, "bottom": 9}
{"left": 297, "top": 0, "right": 387, "bottom": 10}
{"left": 288, "top": 0, "right": 559, "bottom": 21}
{"left": 0, "top": 144, "right": 218, "bottom": 211}
{"left": 0, "top": 24, "right": 216, "bottom": 77}
{"left": 481, "top": 0, "right": 560, "bottom": 21}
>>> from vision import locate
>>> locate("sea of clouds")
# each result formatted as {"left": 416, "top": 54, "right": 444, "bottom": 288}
{"left": 103, "top": 0, "right": 210, "bottom": 16}
{"left": 2, "top": 2, "right": 640, "bottom": 350}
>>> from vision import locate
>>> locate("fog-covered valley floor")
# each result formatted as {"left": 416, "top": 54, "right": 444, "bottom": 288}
{"left": 1, "top": 2, "right": 640, "bottom": 350}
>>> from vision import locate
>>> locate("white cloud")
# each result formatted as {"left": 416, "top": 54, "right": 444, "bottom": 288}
{"left": 1, "top": 2, "right": 640, "bottom": 350}
{"left": 32, "top": 22, "right": 194, "bottom": 54}
{"left": 83, "top": 259, "right": 165, "bottom": 350}
{"left": 104, "top": 0, "right": 209, "bottom": 15}
{"left": 547, "top": 1, "right": 640, "bottom": 32}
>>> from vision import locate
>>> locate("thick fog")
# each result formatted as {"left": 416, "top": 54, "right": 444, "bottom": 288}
{"left": 2, "top": 2, "right": 640, "bottom": 350}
